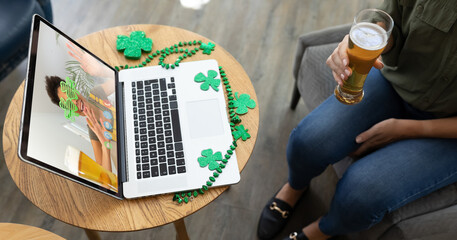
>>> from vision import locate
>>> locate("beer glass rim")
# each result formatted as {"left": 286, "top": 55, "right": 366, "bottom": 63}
{"left": 353, "top": 8, "right": 394, "bottom": 36}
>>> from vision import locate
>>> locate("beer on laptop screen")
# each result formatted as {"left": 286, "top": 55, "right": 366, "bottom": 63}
{"left": 27, "top": 21, "right": 118, "bottom": 192}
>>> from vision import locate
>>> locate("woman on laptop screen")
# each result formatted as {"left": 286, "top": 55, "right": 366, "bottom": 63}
{"left": 44, "top": 41, "right": 117, "bottom": 191}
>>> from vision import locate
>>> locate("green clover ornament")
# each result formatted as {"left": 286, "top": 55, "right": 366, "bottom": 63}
{"left": 198, "top": 149, "right": 223, "bottom": 171}
{"left": 232, "top": 125, "right": 251, "bottom": 141}
{"left": 194, "top": 70, "right": 221, "bottom": 91}
{"left": 116, "top": 31, "right": 153, "bottom": 59}
{"left": 60, "top": 77, "right": 79, "bottom": 100}
{"left": 199, "top": 42, "right": 215, "bottom": 55}
{"left": 232, "top": 92, "right": 256, "bottom": 115}
{"left": 59, "top": 77, "right": 80, "bottom": 122}
{"left": 59, "top": 98, "right": 79, "bottom": 122}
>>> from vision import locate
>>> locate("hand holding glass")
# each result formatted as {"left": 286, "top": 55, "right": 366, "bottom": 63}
{"left": 334, "top": 9, "right": 393, "bottom": 104}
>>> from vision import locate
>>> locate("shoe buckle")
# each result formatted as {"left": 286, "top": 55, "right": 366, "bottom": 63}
{"left": 269, "top": 201, "right": 289, "bottom": 219}
{"left": 289, "top": 232, "right": 298, "bottom": 240}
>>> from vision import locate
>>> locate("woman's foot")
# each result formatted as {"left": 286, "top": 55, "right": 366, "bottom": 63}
{"left": 257, "top": 182, "right": 308, "bottom": 240}
{"left": 302, "top": 218, "right": 330, "bottom": 240}
{"left": 285, "top": 218, "right": 330, "bottom": 240}
{"left": 276, "top": 182, "right": 307, "bottom": 208}
{"left": 284, "top": 231, "right": 308, "bottom": 240}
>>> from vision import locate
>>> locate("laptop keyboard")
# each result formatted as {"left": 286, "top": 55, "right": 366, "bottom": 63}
{"left": 131, "top": 77, "right": 186, "bottom": 179}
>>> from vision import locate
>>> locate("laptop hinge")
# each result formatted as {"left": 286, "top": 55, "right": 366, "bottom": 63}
{"left": 117, "top": 80, "right": 128, "bottom": 183}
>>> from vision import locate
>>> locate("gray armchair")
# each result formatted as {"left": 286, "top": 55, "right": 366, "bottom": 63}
{"left": 291, "top": 24, "right": 457, "bottom": 240}
{"left": 0, "top": 0, "right": 53, "bottom": 81}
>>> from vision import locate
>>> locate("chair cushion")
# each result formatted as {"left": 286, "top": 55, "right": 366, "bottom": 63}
{"left": 296, "top": 43, "right": 337, "bottom": 110}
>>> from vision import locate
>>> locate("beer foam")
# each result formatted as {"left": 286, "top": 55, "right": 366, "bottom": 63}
{"left": 350, "top": 22, "right": 387, "bottom": 50}
{"left": 64, "top": 145, "right": 80, "bottom": 175}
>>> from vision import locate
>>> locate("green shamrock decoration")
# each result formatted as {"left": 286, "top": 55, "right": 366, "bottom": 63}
{"left": 116, "top": 31, "right": 153, "bottom": 59}
{"left": 232, "top": 92, "right": 256, "bottom": 115}
{"left": 194, "top": 70, "right": 221, "bottom": 91}
{"left": 199, "top": 42, "right": 215, "bottom": 55}
{"left": 198, "top": 149, "right": 223, "bottom": 171}
{"left": 232, "top": 125, "right": 251, "bottom": 141}
{"left": 60, "top": 77, "right": 80, "bottom": 100}
{"left": 59, "top": 98, "right": 79, "bottom": 122}
{"left": 59, "top": 77, "right": 80, "bottom": 122}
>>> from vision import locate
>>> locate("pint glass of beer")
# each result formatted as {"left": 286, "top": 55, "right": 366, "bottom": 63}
{"left": 334, "top": 9, "right": 393, "bottom": 104}
{"left": 65, "top": 145, "right": 118, "bottom": 191}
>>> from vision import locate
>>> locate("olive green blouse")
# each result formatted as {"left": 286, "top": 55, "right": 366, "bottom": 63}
{"left": 379, "top": 0, "right": 457, "bottom": 117}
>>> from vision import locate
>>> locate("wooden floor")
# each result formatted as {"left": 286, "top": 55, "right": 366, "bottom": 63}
{"left": 0, "top": 0, "right": 378, "bottom": 239}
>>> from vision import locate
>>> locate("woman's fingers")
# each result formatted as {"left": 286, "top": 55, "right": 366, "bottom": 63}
{"left": 67, "top": 41, "right": 84, "bottom": 56}
{"left": 99, "top": 117, "right": 107, "bottom": 130}
{"left": 337, "top": 36, "right": 349, "bottom": 66}
{"left": 332, "top": 71, "right": 343, "bottom": 86}
{"left": 86, "top": 107, "right": 97, "bottom": 125}
{"left": 67, "top": 49, "right": 82, "bottom": 62}
{"left": 373, "top": 57, "right": 384, "bottom": 69}
{"left": 327, "top": 35, "right": 352, "bottom": 84}
{"left": 327, "top": 53, "right": 345, "bottom": 79}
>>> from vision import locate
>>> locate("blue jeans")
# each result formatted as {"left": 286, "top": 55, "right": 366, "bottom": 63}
{"left": 286, "top": 68, "right": 457, "bottom": 236}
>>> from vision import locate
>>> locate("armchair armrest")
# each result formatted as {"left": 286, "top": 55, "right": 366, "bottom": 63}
{"left": 293, "top": 24, "right": 351, "bottom": 81}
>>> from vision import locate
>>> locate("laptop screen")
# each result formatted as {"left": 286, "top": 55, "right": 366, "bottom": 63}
{"left": 20, "top": 15, "right": 121, "bottom": 197}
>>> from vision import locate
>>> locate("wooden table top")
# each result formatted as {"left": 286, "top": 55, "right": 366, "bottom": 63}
{"left": 0, "top": 223, "right": 64, "bottom": 240}
{"left": 2, "top": 24, "right": 258, "bottom": 231}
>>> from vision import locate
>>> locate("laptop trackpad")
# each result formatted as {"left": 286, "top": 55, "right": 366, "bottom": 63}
{"left": 186, "top": 99, "right": 224, "bottom": 139}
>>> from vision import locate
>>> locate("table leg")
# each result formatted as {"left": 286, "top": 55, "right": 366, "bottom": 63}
{"left": 173, "top": 219, "right": 189, "bottom": 240}
{"left": 84, "top": 229, "right": 101, "bottom": 240}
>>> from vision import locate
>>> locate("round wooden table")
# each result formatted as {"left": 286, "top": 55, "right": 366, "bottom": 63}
{"left": 2, "top": 25, "right": 258, "bottom": 239}
{"left": 0, "top": 223, "right": 64, "bottom": 240}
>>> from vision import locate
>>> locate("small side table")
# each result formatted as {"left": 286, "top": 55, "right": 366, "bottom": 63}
{"left": 0, "top": 223, "right": 64, "bottom": 240}
{"left": 2, "top": 24, "right": 258, "bottom": 239}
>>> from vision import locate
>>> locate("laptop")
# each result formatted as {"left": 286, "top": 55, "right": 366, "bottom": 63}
{"left": 18, "top": 15, "right": 240, "bottom": 199}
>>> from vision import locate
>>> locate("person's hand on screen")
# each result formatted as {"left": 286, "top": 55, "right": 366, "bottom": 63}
{"left": 66, "top": 41, "right": 107, "bottom": 77}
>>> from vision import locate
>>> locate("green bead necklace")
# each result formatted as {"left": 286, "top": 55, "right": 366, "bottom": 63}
{"left": 114, "top": 40, "right": 203, "bottom": 71}
{"left": 173, "top": 66, "right": 252, "bottom": 204}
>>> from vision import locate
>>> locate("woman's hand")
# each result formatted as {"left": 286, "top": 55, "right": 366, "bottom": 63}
{"left": 351, "top": 118, "right": 407, "bottom": 157}
{"left": 85, "top": 106, "right": 113, "bottom": 172}
{"left": 85, "top": 107, "right": 109, "bottom": 144}
{"left": 326, "top": 34, "right": 384, "bottom": 86}
{"left": 66, "top": 41, "right": 109, "bottom": 77}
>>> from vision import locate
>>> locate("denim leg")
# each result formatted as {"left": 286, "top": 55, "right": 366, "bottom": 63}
{"left": 319, "top": 137, "right": 457, "bottom": 235}
{"left": 287, "top": 68, "right": 405, "bottom": 190}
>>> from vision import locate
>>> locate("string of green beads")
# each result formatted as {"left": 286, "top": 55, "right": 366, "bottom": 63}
{"left": 113, "top": 40, "right": 205, "bottom": 71}
{"left": 172, "top": 65, "right": 253, "bottom": 204}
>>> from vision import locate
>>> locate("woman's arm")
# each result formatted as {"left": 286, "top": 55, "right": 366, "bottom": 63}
{"left": 90, "top": 139, "right": 112, "bottom": 172}
{"left": 402, "top": 117, "right": 457, "bottom": 139}
{"left": 85, "top": 107, "right": 112, "bottom": 172}
{"left": 352, "top": 117, "right": 457, "bottom": 157}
